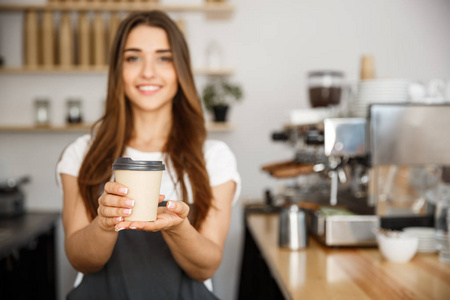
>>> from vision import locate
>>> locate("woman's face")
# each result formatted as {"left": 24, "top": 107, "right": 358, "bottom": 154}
{"left": 122, "top": 25, "right": 178, "bottom": 113}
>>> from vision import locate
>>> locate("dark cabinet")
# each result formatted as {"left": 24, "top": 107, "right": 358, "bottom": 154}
{"left": 238, "top": 220, "right": 284, "bottom": 300}
{"left": 0, "top": 213, "right": 59, "bottom": 300}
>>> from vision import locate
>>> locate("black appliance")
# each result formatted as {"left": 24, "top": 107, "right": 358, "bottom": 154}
{"left": 0, "top": 176, "right": 30, "bottom": 217}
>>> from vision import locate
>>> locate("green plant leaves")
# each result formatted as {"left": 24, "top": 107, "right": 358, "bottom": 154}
{"left": 201, "top": 79, "right": 243, "bottom": 111}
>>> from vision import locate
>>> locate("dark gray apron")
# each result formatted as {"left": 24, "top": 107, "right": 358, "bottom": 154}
{"left": 67, "top": 230, "right": 219, "bottom": 300}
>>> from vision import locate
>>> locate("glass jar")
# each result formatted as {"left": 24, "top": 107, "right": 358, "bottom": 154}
{"left": 66, "top": 99, "right": 83, "bottom": 124}
{"left": 308, "top": 71, "right": 344, "bottom": 108}
{"left": 34, "top": 99, "right": 50, "bottom": 126}
{"left": 435, "top": 189, "right": 450, "bottom": 263}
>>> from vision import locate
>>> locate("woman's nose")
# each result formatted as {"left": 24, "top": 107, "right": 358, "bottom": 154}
{"left": 141, "top": 59, "right": 156, "bottom": 79}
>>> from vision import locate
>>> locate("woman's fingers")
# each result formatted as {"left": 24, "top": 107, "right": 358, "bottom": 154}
{"left": 120, "top": 219, "right": 170, "bottom": 232}
{"left": 166, "top": 200, "right": 190, "bottom": 219}
{"left": 98, "top": 205, "right": 132, "bottom": 218}
{"left": 158, "top": 194, "right": 165, "bottom": 203}
{"left": 97, "top": 182, "right": 133, "bottom": 232}
{"left": 104, "top": 181, "right": 128, "bottom": 196}
{"left": 98, "top": 212, "right": 125, "bottom": 232}
{"left": 112, "top": 200, "right": 189, "bottom": 232}
{"left": 115, "top": 221, "right": 132, "bottom": 232}
{"left": 99, "top": 194, "right": 134, "bottom": 208}
{"left": 106, "top": 216, "right": 123, "bottom": 227}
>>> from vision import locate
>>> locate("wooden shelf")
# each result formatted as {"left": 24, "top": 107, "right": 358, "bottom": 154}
{"left": 206, "top": 122, "right": 235, "bottom": 132}
{"left": 194, "top": 67, "right": 234, "bottom": 76}
{"left": 0, "top": 124, "right": 92, "bottom": 133}
{"left": 0, "top": 66, "right": 234, "bottom": 76}
{"left": 0, "top": 66, "right": 108, "bottom": 75}
{"left": 0, "top": 122, "right": 235, "bottom": 133}
{"left": 0, "top": 3, "right": 234, "bottom": 13}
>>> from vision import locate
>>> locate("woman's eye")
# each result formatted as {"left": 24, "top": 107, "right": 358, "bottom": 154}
{"left": 125, "top": 56, "right": 140, "bottom": 63}
{"left": 158, "top": 56, "right": 173, "bottom": 62}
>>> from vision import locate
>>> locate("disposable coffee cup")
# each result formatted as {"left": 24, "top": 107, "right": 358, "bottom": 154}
{"left": 112, "top": 157, "right": 165, "bottom": 222}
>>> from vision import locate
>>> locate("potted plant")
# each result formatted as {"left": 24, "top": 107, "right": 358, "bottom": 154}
{"left": 202, "top": 79, "right": 243, "bottom": 122}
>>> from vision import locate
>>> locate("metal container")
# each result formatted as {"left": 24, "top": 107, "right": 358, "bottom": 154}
{"left": 306, "top": 210, "right": 379, "bottom": 246}
{"left": 278, "top": 204, "right": 308, "bottom": 250}
{"left": 369, "top": 104, "right": 450, "bottom": 166}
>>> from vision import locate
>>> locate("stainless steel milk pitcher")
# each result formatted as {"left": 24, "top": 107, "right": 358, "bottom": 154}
{"left": 278, "top": 204, "right": 308, "bottom": 250}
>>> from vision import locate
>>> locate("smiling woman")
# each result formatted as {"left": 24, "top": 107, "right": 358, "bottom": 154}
{"left": 56, "top": 10, "right": 240, "bottom": 300}
{"left": 122, "top": 26, "right": 178, "bottom": 113}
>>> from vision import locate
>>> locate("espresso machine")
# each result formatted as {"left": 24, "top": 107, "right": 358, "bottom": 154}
{"left": 266, "top": 103, "right": 450, "bottom": 246}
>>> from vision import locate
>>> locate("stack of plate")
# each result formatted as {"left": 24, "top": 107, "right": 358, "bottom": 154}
{"left": 289, "top": 107, "right": 339, "bottom": 126}
{"left": 351, "top": 79, "right": 410, "bottom": 117}
{"left": 403, "top": 227, "right": 437, "bottom": 253}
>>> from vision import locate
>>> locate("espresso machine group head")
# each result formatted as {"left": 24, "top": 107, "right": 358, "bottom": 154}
{"left": 323, "top": 118, "right": 367, "bottom": 206}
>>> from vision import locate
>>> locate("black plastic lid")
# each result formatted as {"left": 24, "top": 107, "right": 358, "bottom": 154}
{"left": 112, "top": 157, "right": 165, "bottom": 171}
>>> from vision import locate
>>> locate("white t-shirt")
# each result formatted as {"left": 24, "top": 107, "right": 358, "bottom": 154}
{"left": 57, "top": 134, "right": 241, "bottom": 204}
{"left": 56, "top": 134, "right": 241, "bottom": 291}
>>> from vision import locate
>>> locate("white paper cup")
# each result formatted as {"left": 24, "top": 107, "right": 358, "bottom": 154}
{"left": 113, "top": 157, "right": 165, "bottom": 222}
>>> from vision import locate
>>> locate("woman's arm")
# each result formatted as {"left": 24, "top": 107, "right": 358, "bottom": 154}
{"left": 162, "top": 180, "right": 235, "bottom": 281}
{"left": 117, "top": 180, "right": 236, "bottom": 282}
{"left": 61, "top": 174, "right": 135, "bottom": 274}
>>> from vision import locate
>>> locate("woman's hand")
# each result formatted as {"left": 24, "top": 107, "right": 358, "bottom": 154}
{"left": 96, "top": 181, "right": 135, "bottom": 232}
{"left": 115, "top": 197, "right": 190, "bottom": 233}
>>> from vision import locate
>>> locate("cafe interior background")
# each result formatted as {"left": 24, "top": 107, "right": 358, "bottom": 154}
{"left": 1, "top": 0, "right": 450, "bottom": 299}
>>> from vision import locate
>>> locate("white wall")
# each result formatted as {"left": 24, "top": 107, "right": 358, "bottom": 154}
{"left": 1, "top": 0, "right": 450, "bottom": 299}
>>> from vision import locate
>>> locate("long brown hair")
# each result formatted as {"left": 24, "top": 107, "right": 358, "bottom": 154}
{"left": 78, "top": 11, "right": 212, "bottom": 230}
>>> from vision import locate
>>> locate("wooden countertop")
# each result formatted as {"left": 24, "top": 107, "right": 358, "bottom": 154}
{"left": 247, "top": 213, "right": 450, "bottom": 300}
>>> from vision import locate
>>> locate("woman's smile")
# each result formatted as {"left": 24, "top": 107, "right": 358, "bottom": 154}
{"left": 137, "top": 84, "right": 162, "bottom": 95}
